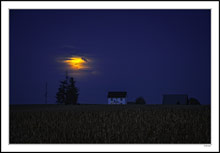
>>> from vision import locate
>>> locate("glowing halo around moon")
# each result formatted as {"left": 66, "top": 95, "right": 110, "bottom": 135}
{"left": 63, "top": 56, "right": 90, "bottom": 71}
{"left": 58, "top": 55, "right": 98, "bottom": 77}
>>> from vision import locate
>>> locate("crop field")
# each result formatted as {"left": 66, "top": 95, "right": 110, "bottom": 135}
{"left": 10, "top": 104, "right": 210, "bottom": 144}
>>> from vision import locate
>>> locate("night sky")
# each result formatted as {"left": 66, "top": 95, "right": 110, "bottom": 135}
{"left": 10, "top": 10, "right": 210, "bottom": 105}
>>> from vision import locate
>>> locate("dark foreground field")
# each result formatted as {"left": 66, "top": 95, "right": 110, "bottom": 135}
{"left": 10, "top": 104, "right": 210, "bottom": 144}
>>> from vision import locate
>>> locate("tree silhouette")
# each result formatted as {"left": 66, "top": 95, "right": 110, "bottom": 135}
{"left": 189, "top": 97, "right": 200, "bottom": 105}
{"left": 56, "top": 72, "right": 79, "bottom": 105}
{"left": 66, "top": 77, "right": 79, "bottom": 104}
{"left": 56, "top": 80, "right": 67, "bottom": 104}
{"left": 135, "top": 97, "right": 146, "bottom": 104}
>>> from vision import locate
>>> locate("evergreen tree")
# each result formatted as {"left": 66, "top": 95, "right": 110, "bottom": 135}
{"left": 56, "top": 72, "right": 79, "bottom": 105}
{"left": 56, "top": 80, "right": 67, "bottom": 104}
{"left": 66, "top": 77, "right": 79, "bottom": 104}
{"left": 135, "top": 97, "right": 146, "bottom": 104}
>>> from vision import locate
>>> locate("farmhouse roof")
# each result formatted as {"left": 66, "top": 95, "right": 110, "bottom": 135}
{"left": 108, "top": 92, "right": 127, "bottom": 98}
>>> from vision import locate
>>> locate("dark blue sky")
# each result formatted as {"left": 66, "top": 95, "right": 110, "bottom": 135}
{"left": 10, "top": 10, "right": 210, "bottom": 105}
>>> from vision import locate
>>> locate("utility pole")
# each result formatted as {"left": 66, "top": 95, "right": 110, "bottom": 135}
{"left": 45, "top": 82, "right": 48, "bottom": 104}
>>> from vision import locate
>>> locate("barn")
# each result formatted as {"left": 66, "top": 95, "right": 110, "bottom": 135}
{"left": 107, "top": 92, "right": 127, "bottom": 104}
{"left": 162, "top": 94, "right": 188, "bottom": 105}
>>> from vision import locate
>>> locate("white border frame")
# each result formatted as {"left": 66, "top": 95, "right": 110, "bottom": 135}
{"left": 1, "top": 1, "right": 219, "bottom": 152}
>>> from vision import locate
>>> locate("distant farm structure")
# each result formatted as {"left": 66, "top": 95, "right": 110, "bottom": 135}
{"left": 162, "top": 94, "right": 188, "bottom": 105}
{"left": 107, "top": 92, "right": 198, "bottom": 105}
{"left": 108, "top": 92, "right": 127, "bottom": 104}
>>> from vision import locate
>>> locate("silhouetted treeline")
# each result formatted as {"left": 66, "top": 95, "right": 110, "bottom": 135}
{"left": 135, "top": 97, "right": 146, "bottom": 104}
{"left": 188, "top": 97, "right": 200, "bottom": 105}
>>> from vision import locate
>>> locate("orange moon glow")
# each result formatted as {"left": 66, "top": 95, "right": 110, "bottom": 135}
{"left": 63, "top": 57, "right": 89, "bottom": 70}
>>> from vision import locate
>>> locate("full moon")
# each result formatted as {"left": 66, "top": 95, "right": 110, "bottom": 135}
{"left": 63, "top": 56, "right": 89, "bottom": 70}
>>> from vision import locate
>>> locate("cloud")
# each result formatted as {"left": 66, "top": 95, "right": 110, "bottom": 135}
{"left": 60, "top": 45, "right": 89, "bottom": 58}
{"left": 81, "top": 57, "right": 88, "bottom": 62}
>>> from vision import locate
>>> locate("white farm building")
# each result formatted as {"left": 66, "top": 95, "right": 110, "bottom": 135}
{"left": 107, "top": 92, "right": 127, "bottom": 104}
